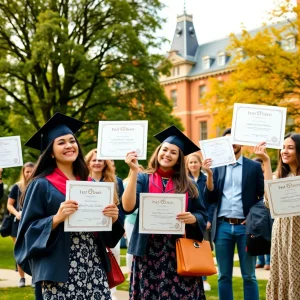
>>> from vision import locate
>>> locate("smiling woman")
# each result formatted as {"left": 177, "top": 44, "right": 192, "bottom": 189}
{"left": 254, "top": 134, "right": 300, "bottom": 300}
{"left": 121, "top": 125, "right": 208, "bottom": 300}
{"left": 14, "top": 113, "right": 124, "bottom": 300}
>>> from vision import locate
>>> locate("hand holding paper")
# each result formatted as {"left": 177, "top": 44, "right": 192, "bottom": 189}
{"left": 102, "top": 204, "right": 119, "bottom": 224}
{"left": 64, "top": 181, "right": 114, "bottom": 232}
{"left": 200, "top": 136, "right": 236, "bottom": 168}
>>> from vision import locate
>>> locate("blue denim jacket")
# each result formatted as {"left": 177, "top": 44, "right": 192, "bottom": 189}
{"left": 120, "top": 173, "right": 208, "bottom": 257}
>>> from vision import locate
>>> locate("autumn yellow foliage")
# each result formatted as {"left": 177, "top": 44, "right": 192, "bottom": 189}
{"left": 204, "top": 0, "right": 300, "bottom": 132}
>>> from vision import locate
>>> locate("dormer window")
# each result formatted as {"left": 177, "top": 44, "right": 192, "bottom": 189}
{"left": 282, "top": 35, "right": 296, "bottom": 51}
{"left": 202, "top": 56, "right": 211, "bottom": 70}
{"left": 236, "top": 48, "right": 245, "bottom": 61}
{"left": 218, "top": 52, "right": 226, "bottom": 66}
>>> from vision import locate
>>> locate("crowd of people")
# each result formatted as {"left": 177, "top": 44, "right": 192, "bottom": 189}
{"left": 0, "top": 112, "right": 299, "bottom": 300}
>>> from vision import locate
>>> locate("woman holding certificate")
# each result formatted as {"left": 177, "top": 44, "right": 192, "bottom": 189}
{"left": 7, "top": 162, "right": 35, "bottom": 287}
{"left": 14, "top": 113, "right": 124, "bottom": 300}
{"left": 122, "top": 126, "right": 208, "bottom": 299}
{"left": 254, "top": 134, "right": 300, "bottom": 300}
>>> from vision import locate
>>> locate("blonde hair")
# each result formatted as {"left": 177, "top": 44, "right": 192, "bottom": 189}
{"left": 85, "top": 149, "right": 119, "bottom": 205}
{"left": 18, "top": 162, "right": 35, "bottom": 192}
{"left": 185, "top": 153, "right": 202, "bottom": 175}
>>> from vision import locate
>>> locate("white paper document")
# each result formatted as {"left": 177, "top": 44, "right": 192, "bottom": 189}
{"left": 265, "top": 176, "right": 300, "bottom": 218}
{"left": 139, "top": 193, "right": 186, "bottom": 234}
{"left": 97, "top": 120, "right": 148, "bottom": 160}
{"left": 0, "top": 136, "right": 23, "bottom": 168}
{"left": 200, "top": 136, "right": 236, "bottom": 168}
{"left": 64, "top": 181, "right": 114, "bottom": 232}
{"left": 231, "top": 103, "right": 286, "bottom": 149}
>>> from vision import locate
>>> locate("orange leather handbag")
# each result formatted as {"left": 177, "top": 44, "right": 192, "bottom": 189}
{"left": 176, "top": 238, "right": 217, "bottom": 276}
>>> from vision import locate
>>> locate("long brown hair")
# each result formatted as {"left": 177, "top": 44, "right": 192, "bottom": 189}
{"left": 17, "top": 162, "right": 35, "bottom": 192}
{"left": 20, "top": 136, "right": 89, "bottom": 207}
{"left": 146, "top": 144, "right": 199, "bottom": 198}
{"left": 276, "top": 134, "right": 300, "bottom": 178}
{"left": 85, "top": 149, "right": 119, "bottom": 205}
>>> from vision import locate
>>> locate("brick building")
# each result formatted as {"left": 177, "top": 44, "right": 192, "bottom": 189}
{"left": 159, "top": 11, "right": 296, "bottom": 144}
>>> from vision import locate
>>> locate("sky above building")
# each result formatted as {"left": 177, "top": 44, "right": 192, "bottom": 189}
{"left": 157, "top": 0, "right": 297, "bottom": 53}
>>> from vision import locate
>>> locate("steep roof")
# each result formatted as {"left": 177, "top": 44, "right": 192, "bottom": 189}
{"left": 169, "top": 16, "right": 294, "bottom": 78}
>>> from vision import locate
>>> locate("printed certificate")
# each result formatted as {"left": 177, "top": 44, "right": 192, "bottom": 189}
{"left": 265, "top": 177, "right": 300, "bottom": 218}
{"left": 97, "top": 120, "right": 148, "bottom": 160}
{"left": 0, "top": 136, "right": 23, "bottom": 168}
{"left": 139, "top": 193, "right": 185, "bottom": 234}
{"left": 200, "top": 136, "right": 236, "bottom": 168}
{"left": 231, "top": 103, "right": 286, "bottom": 149}
{"left": 64, "top": 181, "right": 114, "bottom": 232}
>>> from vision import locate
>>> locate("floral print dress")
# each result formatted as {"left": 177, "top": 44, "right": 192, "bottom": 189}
{"left": 43, "top": 232, "right": 111, "bottom": 300}
{"left": 265, "top": 173, "right": 300, "bottom": 300}
{"left": 130, "top": 234, "right": 206, "bottom": 300}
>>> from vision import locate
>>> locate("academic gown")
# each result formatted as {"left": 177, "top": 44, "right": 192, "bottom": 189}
{"left": 14, "top": 178, "right": 124, "bottom": 297}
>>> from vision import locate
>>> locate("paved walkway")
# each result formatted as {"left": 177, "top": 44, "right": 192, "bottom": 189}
{"left": 0, "top": 254, "right": 270, "bottom": 299}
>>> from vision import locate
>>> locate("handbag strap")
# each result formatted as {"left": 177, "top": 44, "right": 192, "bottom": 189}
{"left": 183, "top": 195, "right": 189, "bottom": 238}
{"left": 106, "top": 247, "right": 114, "bottom": 255}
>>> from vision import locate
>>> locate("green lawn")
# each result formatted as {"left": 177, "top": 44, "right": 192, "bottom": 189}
{"left": 0, "top": 276, "right": 266, "bottom": 300}
{"left": 117, "top": 274, "right": 267, "bottom": 299}
{"left": 0, "top": 287, "right": 34, "bottom": 300}
{"left": 0, "top": 237, "right": 267, "bottom": 299}
{"left": 0, "top": 237, "right": 16, "bottom": 270}
{"left": 234, "top": 260, "right": 240, "bottom": 267}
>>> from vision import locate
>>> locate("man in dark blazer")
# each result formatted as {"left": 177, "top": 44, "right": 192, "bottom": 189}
{"left": 204, "top": 128, "right": 264, "bottom": 300}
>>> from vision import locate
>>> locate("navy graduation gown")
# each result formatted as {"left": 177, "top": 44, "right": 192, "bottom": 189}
{"left": 14, "top": 178, "right": 124, "bottom": 284}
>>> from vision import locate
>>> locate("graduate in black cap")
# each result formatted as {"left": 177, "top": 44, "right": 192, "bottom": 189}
{"left": 121, "top": 125, "right": 208, "bottom": 299}
{"left": 14, "top": 113, "right": 124, "bottom": 300}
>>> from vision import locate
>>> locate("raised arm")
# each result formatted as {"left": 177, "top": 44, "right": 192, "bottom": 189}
{"left": 253, "top": 142, "right": 273, "bottom": 180}
{"left": 122, "top": 151, "right": 139, "bottom": 212}
{"left": 202, "top": 158, "right": 214, "bottom": 191}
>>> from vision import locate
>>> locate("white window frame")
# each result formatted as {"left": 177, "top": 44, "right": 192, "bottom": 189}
{"left": 199, "top": 85, "right": 206, "bottom": 100}
{"left": 236, "top": 48, "right": 244, "bottom": 61}
{"left": 218, "top": 52, "right": 226, "bottom": 66}
{"left": 199, "top": 121, "right": 208, "bottom": 141}
{"left": 170, "top": 89, "right": 177, "bottom": 107}
{"left": 283, "top": 35, "right": 296, "bottom": 51}
{"left": 202, "top": 56, "right": 211, "bottom": 70}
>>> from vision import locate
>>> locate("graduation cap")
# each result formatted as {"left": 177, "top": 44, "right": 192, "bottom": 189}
{"left": 154, "top": 125, "right": 200, "bottom": 156}
{"left": 25, "top": 112, "right": 85, "bottom": 151}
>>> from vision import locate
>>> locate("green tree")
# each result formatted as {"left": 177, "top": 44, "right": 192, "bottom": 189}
{"left": 204, "top": 0, "right": 300, "bottom": 132}
{"left": 0, "top": 0, "right": 181, "bottom": 181}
